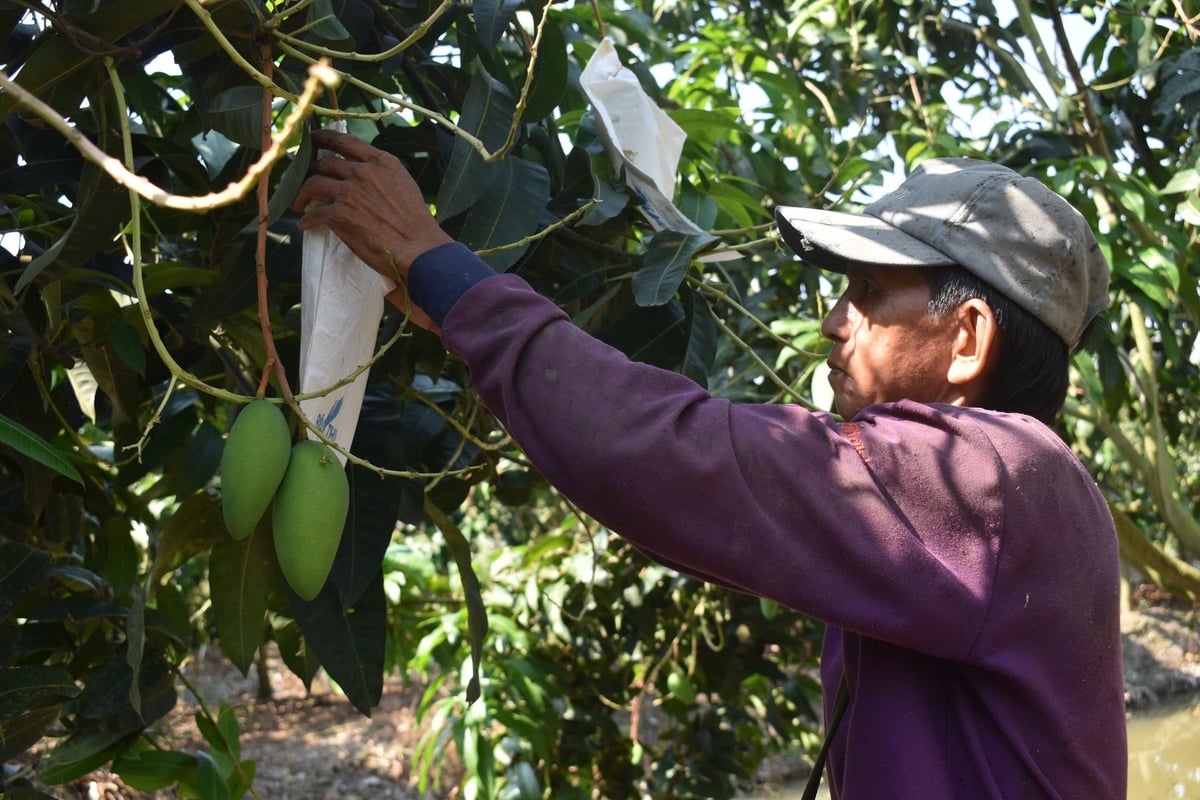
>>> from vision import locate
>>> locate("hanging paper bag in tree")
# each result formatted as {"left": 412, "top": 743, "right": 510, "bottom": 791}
{"left": 298, "top": 124, "right": 396, "bottom": 464}
{"left": 579, "top": 37, "right": 736, "bottom": 261}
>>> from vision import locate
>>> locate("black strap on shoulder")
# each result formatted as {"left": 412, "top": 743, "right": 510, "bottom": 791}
{"left": 801, "top": 673, "right": 850, "bottom": 800}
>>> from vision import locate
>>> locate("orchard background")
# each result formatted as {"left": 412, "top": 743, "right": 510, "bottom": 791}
{"left": 1, "top": 0, "right": 1198, "bottom": 797}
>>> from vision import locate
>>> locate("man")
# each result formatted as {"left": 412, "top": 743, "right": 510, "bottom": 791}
{"left": 295, "top": 132, "right": 1126, "bottom": 799}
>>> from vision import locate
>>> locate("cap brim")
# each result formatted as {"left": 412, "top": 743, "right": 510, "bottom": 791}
{"left": 775, "top": 206, "right": 957, "bottom": 273}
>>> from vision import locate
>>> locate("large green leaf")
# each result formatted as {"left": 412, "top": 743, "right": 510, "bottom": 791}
{"left": 113, "top": 749, "right": 200, "bottom": 793}
{"left": 152, "top": 492, "right": 228, "bottom": 582}
{"left": 678, "top": 286, "right": 718, "bottom": 387}
{"left": 520, "top": 1, "right": 569, "bottom": 123}
{"left": 333, "top": 454, "right": 407, "bottom": 607}
{"left": 205, "top": 86, "right": 268, "bottom": 149}
{"left": 306, "top": 0, "right": 354, "bottom": 47}
{"left": 436, "top": 66, "right": 515, "bottom": 220}
{"left": 424, "top": 499, "right": 488, "bottom": 704}
{"left": 72, "top": 310, "right": 141, "bottom": 444}
{"left": 263, "top": 130, "right": 314, "bottom": 226}
{"left": 272, "top": 615, "right": 320, "bottom": 690}
{"left": 0, "top": 414, "right": 82, "bottom": 484}
{"left": 0, "top": 665, "right": 78, "bottom": 720}
{"left": 209, "top": 524, "right": 274, "bottom": 674}
{"left": 169, "top": 420, "right": 224, "bottom": 499}
{"left": 457, "top": 156, "right": 551, "bottom": 272}
{"left": 40, "top": 729, "right": 134, "bottom": 785}
{"left": 290, "top": 570, "right": 386, "bottom": 716}
{"left": 631, "top": 231, "right": 716, "bottom": 306}
{"left": 0, "top": 704, "right": 61, "bottom": 762}
{"left": 474, "top": 0, "right": 522, "bottom": 50}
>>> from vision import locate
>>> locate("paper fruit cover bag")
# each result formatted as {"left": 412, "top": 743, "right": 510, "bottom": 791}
{"left": 579, "top": 38, "right": 734, "bottom": 260}
{"left": 298, "top": 124, "right": 395, "bottom": 464}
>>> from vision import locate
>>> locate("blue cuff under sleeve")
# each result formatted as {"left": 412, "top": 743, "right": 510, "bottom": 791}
{"left": 407, "top": 242, "right": 498, "bottom": 326}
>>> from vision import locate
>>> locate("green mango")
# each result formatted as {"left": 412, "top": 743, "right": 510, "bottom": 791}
{"left": 220, "top": 399, "right": 292, "bottom": 540}
{"left": 272, "top": 440, "right": 349, "bottom": 600}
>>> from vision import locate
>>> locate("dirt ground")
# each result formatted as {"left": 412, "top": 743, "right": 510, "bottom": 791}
{"left": 7, "top": 584, "right": 1199, "bottom": 800}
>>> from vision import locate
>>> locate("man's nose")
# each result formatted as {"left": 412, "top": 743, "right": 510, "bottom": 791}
{"left": 821, "top": 294, "right": 850, "bottom": 342}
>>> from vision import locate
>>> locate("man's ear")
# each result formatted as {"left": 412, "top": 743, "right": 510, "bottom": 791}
{"left": 946, "top": 298, "right": 997, "bottom": 386}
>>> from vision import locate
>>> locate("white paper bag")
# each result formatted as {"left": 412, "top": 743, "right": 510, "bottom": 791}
{"left": 298, "top": 125, "right": 396, "bottom": 464}
{"left": 579, "top": 38, "right": 736, "bottom": 260}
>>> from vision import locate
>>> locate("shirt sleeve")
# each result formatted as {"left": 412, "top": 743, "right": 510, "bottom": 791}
{"left": 423, "top": 259, "right": 1034, "bottom": 660}
{"left": 408, "top": 242, "right": 498, "bottom": 326}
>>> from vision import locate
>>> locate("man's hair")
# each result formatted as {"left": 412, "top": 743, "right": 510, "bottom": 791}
{"left": 924, "top": 266, "right": 1073, "bottom": 424}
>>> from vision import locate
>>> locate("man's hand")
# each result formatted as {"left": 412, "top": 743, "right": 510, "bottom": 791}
{"left": 293, "top": 129, "right": 451, "bottom": 331}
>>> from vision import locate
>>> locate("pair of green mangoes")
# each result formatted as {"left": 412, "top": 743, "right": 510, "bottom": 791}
{"left": 220, "top": 399, "right": 349, "bottom": 600}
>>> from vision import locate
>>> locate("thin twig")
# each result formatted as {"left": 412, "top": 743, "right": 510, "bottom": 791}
{"left": 255, "top": 48, "right": 292, "bottom": 402}
{"left": 0, "top": 61, "right": 339, "bottom": 211}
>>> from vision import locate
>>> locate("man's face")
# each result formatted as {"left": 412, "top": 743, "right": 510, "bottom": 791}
{"left": 820, "top": 264, "right": 961, "bottom": 420}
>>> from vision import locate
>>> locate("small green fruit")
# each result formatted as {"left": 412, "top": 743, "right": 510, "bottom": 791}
{"left": 220, "top": 399, "right": 292, "bottom": 540}
{"left": 666, "top": 668, "right": 696, "bottom": 704}
{"left": 272, "top": 440, "right": 349, "bottom": 601}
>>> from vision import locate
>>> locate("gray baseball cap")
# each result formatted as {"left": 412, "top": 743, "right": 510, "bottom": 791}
{"left": 775, "top": 158, "right": 1110, "bottom": 349}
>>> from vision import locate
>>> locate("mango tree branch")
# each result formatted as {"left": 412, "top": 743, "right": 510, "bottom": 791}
{"left": 496, "top": 0, "right": 556, "bottom": 159}
{"left": 0, "top": 61, "right": 339, "bottom": 211}
{"left": 256, "top": 49, "right": 293, "bottom": 402}
{"left": 274, "top": 40, "right": 493, "bottom": 159}
{"left": 270, "top": 0, "right": 454, "bottom": 62}
{"left": 1112, "top": 503, "right": 1200, "bottom": 603}
{"left": 1128, "top": 302, "right": 1200, "bottom": 554}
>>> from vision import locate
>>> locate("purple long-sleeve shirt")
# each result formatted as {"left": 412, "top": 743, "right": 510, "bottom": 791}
{"left": 409, "top": 243, "right": 1127, "bottom": 799}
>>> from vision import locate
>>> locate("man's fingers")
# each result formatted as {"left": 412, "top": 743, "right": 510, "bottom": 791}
{"left": 292, "top": 172, "right": 347, "bottom": 213}
{"left": 310, "top": 128, "right": 377, "bottom": 160}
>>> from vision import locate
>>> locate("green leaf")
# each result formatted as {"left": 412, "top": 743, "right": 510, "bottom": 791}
{"left": 425, "top": 499, "right": 488, "bottom": 704}
{"left": 40, "top": 728, "right": 133, "bottom": 784}
{"left": 141, "top": 262, "right": 222, "bottom": 296}
{"left": 170, "top": 420, "right": 224, "bottom": 499}
{"left": 0, "top": 665, "right": 78, "bottom": 720}
{"left": 217, "top": 704, "right": 242, "bottom": 761}
{"left": 306, "top": 0, "right": 354, "bottom": 47}
{"left": 632, "top": 231, "right": 716, "bottom": 306}
{"left": 474, "top": 0, "right": 522, "bottom": 49}
{"left": 290, "top": 571, "right": 386, "bottom": 715}
{"left": 102, "top": 518, "right": 139, "bottom": 600}
{"left": 0, "top": 413, "right": 82, "bottom": 484}
{"left": 75, "top": 651, "right": 175, "bottom": 725}
{"left": 333, "top": 460, "right": 406, "bottom": 608}
{"left": 109, "top": 317, "right": 146, "bottom": 378}
{"left": 206, "top": 86, "right": 267, "bottom": 149}
{"left": 272, "top": 616, "right": 320, "bottom": 690}
{"left": 113, "top": 749, "right": 200, "bottom": 792}
{"left": 1160, "top": 167, "right": 1200, "bottom": 194}
{"left": 126, "top": 584, "right": 148, "bottom": 718}
{"left": 72, "top": 311, "right": 141, "bottom": 442}
{"left": 265, "top": 129, "right": 314, "bottom": 225}
{"left": 521, "top": 2, "right": 568, "bottom": 122}
{"left": 458, "top": 156, "right": 551, "bottom": 272}
{"left": 679, "top": 287, "right": 718, "bottom": 386}
{"left": 0, "top": 704, "right": 62, "bottom": 762}
{"left": 196, "top": 750, "right": 231, "bottom": 800}
{"left": 210, "top": 526, "right": 274, "bottom": 674}
{"left": 668, "top": 108, "right": 741, "bottom": 151}
{"left": 152, "top": 492, "right": 228, "bottom": 582}
{"left": 437, "top": 66, "right": 515, "bottom": 220}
